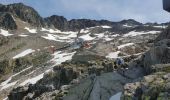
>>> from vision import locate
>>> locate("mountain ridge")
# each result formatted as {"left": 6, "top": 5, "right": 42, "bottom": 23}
{"left": 0, "top": 3, "right": 166, "bottom": 31}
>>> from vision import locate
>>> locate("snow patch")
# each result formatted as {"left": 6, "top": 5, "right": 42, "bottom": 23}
{"left": 123, "top": 24, "right": 133, "bottom": 28}
{"left": 19, "top": 34, "right": 29, "bottom": 37}
{"left": 79, "top": 33, "right": 95, "bottom": 41}
{"left": 11, "top": 15, "right": 16, "bottom": 21}
{"left": 13, "top": 49, "right": 35, "bottom": 59}
{"left": 112, "top": 34, "right": 120, "bottom": 37}
{"left": 42, "top": 32, "right": 78, "bottom": 42}
{"left": 3, "top": 97, "right": 8, "bottom": 100}
{"left": 42, "top": 34, "right": 57, "bottom": 41}
{"left": 41, "top": 28, "right": 78, "bottom": 35}
{"left": 80, "top": 29, "right": 89, "bottom": 33}
{"left": 41, "top": 28, "right": 61, "bottom": 33}
{"left": 117, "top": 43, "right": 135, "bottom": 49}
{"left": 20, "top": 51, "right": 76, "bottom": 86}
{"left": 52, "top": 51, "right": 76, "bottom": 66}
{"left": 146, "top": 31, "right": 161, "bottom": 34}
{"left": 0, "top": 66, "right": 32, "bottom": 89}
{"left": 123, "top": 31, "right": 160, "bottom": 37}
{"left": 105, "top": 37, "right": 113, "bottom": 41}
{"left": 153, "top": 25, "right": 168, "bottom": 28}
{"left": 106, "top": 51, "right": 120, "bottom": 59}
{"left": 95, "top": 33, "right": 105, "bottom": 38}
{"left": 24, "top": 27, "right": 37, "bottom": 33}
{"left": 0, "top": 29, "right": 13, "bottom": 36}
{"left": 101, "top": 25, "right": 112, "bottom": 28}
{"left": 20, "top": 73, "right": 44, "bottom": 86}
{"left": 1, "top": 81, "right": 17, "bottom": 90}
{"left": 41, "top": 30, "right": 78, "bottom": 42}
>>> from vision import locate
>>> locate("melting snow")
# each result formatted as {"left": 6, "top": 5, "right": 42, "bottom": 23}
{"left": 41, "top": 28, "right": 78, "bottom": 35}
{"left": 19, "top": 34, "right": 29, "bottom": 37}
{"left": 106, "top": 51, "right": 120, "bottom": 59}
{"left": 0, "top": 66, "right": 32, "bottom": 90}
{"left": 20, "top": 51, "right": 76, "bottom": 86}
{"left": 123, "top": 31, "right": 160, "bottom": 37}
{"left": 3, "top": 97, "right": 8, "bottom": 100}
{"left": 41, "top": 28, "right": 61, "bottom": 33}
{"left": 153, "top": 25, "right": 168, "bottom": 28}
{"left": 24, "top": 27, "right": 37, "bottom": 33}
{"left": 101, "top": 25, "right": 112, "bottom": 28}
{"left": 80, "top": 29, "right": 89, "bottom": 33}
{"left": 13, "top": 49, "right": 35, "bottom": 59}
{"left": 146, "top": 31, "right": 161, "bottom": 34}
{"left": 109, "top": 92, "right": 122, "bottom": 100}
{"left": 79, "top": 34, "right": 95, "bottom": 41}
{"left": 1, "top": 81, "right": 17, "bottom": 90}
{"left": 105, "top": 37, "right": 113, "bottom": 41}
{"left": 104, "top": 34, "right": 119, "bottom": 41}
{"left": 0, "top": 29, "right": 13, "bottom": 36}
{"left": 123, "top": 24, "right": 133, "bottom": 28}
{"left": 95, "top": 33, "right": 105, "bottom": 38}
{"left": 42, "top": 34, "right": 57, "bottom": 41}
{"left": 52, "top": 51, "right": 76, "bottom": 66}
{"left": 112, "top": 34, "right": 120, "bottom": 37}
{"left": 0, "top": 77, "right": 12, "bottom": 87}
{"left": 117, "top": 43, "right": 135, "bottom": 49}
{"left": 42, "top": 32, "right": 77, "bottom": 42}
{"left": 20, "top": 73, "right": 44, "bottom": 86}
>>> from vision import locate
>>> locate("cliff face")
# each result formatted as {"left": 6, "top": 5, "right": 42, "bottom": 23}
{"left": 44, "top": 15, "right": 68, "bottom": 31}
{"left": 0, "top": 12, "right": 17, "bottom": 30}
{"left": 121, "top": 26, "right": 170, "bottom": 100}
{"left": 0, "top": 3, "right": 45, "bottom": 27}
{"left": 156, "top": 26, "right": 170, "bottom": 41}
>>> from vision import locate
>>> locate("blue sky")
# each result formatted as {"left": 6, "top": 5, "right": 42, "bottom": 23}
{"left": 1, "top": 0, "right": 170, "bottom": 23}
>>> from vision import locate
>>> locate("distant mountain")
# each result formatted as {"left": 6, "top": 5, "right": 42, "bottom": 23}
{"left": 0, "top": 3, "right": 165, "bottom": 31}
{"left": 44, "top": 15, "right": 69, "bottom": 31}
{"left": 119, "top": 19, "right": 142, "bottom": 26}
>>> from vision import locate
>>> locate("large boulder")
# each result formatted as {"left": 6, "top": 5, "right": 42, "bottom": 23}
{"left": 121, "top": 72, "right": 170, "bottom": 100}
{"left": 143, "top": 39, "right": 170, "bottom": 74}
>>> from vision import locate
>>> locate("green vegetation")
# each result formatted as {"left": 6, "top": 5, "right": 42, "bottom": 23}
{"left": 0, "top": 59, "right": 15, "bottom": 78}
{"left": 0, "top": 42, "right": 26, "bottom": 57}
{"left": 0, "top": 50, "right": 52, "bottom": 81}
{"left": 0, "top": 37, "right": 9, "bottom": 46}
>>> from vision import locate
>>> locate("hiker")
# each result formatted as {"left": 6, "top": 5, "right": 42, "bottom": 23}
{"left": 115, "top": 58, "right": 127, "bottom": 76}
{"left": 116, "top": 58, "right": 125, "bottom": 66}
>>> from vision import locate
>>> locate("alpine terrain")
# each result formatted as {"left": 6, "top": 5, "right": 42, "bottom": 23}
{"left": 0, "top": 3, "right": 169, "bottom": 100}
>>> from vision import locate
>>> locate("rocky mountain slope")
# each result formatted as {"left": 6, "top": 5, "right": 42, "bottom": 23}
{"left": 121, "top": 26, "right": 170, "bottom": 100}
{"left": 0, "top": 3, "right": 168, "bottom": 100}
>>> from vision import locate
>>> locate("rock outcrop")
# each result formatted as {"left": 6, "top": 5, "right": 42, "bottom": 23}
{"left": 121, "top": 25, "right": 170, "bottom": 100}
{"left": 122, "top": 72, "right": 170, "bottom": 100}
{"left": 0, "top": 3, "right": 45, "bottom": 28}
{"left": 44, "top": 15, "right": 68, "bottom": 31}
{"left": 0, "top": 12, "right": 17, "bottom": 30}
{"left": 8, "top": 64, "right": 80, "bottom": 100}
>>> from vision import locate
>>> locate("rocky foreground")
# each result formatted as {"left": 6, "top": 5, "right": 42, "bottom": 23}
{"left": 7, "top": 27, "right": 170, "bottom": 100}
